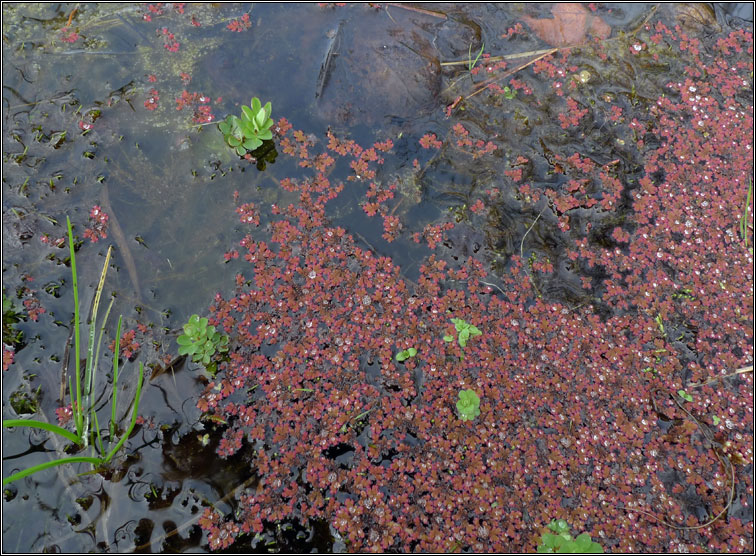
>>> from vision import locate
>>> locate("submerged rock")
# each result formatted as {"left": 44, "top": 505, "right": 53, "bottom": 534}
{"left": 314, "top": 15, "right": 442, "bottom": 126}
{"left": 520, "top": 3, "right": 611, "bottom": 47}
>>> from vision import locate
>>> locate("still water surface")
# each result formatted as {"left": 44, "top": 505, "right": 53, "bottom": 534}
{"left": 2, "top": 3, "right": 750, "bottom": 551}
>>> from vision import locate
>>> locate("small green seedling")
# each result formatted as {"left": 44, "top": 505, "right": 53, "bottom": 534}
{"left": 677, "top": 389, "right": 693, "bottom": 402}
{"left": 444, "top": 318, "right": 482, "bottom": 348}
{"left": 456, "top": 389, "right": 480, "bottom": 422}
{"left": 177, "top": 314, "right": 229, "bottom": 370}
{"left": 395, "top": 347, "right": 417, "bottom": 362}
{"left": 468, "top": 42, "right": 484, "bottom": 71}
{"left": 502, "top": 86, "right": 516, "bottom": 100}
{"left": 537, "top": 519, "right": 603, "bottom": 553}
{"left": 655, "top": 314, "right": 665, "bottom": 335}
{"left": 218, "top": 97, "right": 274, "bottom": 155}
{"left": 712, "top": 415, "right": 721, "bottom": 426}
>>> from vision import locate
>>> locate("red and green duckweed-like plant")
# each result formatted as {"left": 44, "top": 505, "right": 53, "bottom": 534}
{"left": 197, "top": 25, "right": 753, "bottom": 553}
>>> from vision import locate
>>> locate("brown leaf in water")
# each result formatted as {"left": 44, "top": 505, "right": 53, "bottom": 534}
{"left": 521, "top": 3, "right": 611, "bottom": 47}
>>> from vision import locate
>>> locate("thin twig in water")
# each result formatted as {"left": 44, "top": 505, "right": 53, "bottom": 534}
{"left": 384, "top": 3, "right": 447, "bottom": 19}
{"left": 615, "top": 389, "right": 735, "bottom": 530}
{"left": 66, "top": 6, "right": 79, "bottom": 27}
{"left": 465, "top": 48, "right": 557, "bottom": 101}
{"left": 520, "top": 204, "right": 548, "bottom": 261}
{"left": 479, "top": 280, "right": 506, "bottom": 295}
{"left": 46, "top": 50, "right": 135, "bottom": 56}
{"left": 686, "top": 365, "right": 753, "bottom": 389}
{"left": 441, "top": 47, "right": 561, "bottom": 67}
{"left": 519, "top": 203, "right": 549, "bottom": 297}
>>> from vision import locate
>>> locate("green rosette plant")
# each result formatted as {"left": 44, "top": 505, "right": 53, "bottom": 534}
{"left": 537, "top": 519, "right": 603, "bottom": 553}
{"left": 177, "top": 314, "right": 229, "bottom": 369}
{"left": 456, "top": 389, "right": 481, "bottom": 422}
{"left": 218, "top": 97, "right": 274, "bottom": 155}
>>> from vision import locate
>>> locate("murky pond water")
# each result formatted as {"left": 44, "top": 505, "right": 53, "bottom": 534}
{"left": 3, "top": 2, "right": 753, "bottom": 552}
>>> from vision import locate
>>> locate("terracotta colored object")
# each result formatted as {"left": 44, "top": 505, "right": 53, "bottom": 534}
{"left": 521, "top": 3, "right": 611, "bottom": 46}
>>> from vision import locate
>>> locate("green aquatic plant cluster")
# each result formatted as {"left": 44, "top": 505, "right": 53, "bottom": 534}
{"left": 218, "top": 97, "right": 274, "bottom": 155}
{"left": 2, "top": 218, "right": 144, "bottom": 486}
{"left": 395, "top": 347, "right": 417, "bottom": 362}
{"left": 456, "top": 389, "right": 481, "bottom": 422}
{"left": 444, "top": 317, "right": 482, "bottom": 348}
{"left": 501, "top": 85, "right": 517, "bottom": 100}
{"left": 677, "top": 389, "right": 693, "bottom": 402}
{"left": 2, "top": 291, "right": 24, "bottom": 348}
{"left": 537, "top": 519, "right": 604, "bottom": 553}
{"left": 177, "top": 314, "right": 229, "bottom": 371}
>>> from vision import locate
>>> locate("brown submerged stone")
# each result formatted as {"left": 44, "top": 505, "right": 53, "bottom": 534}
{"left": 521, "top": 3, "right": 611, "bottom": 47}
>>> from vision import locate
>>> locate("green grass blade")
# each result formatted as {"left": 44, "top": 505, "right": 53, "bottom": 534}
{"left": 740, "top": 178, "right": 752, "bottom": 247}
{"left": 91, "top": 295, "right": 114, "bottom": 419}
{"left": 68, "top": 374, "right": 74, "bottom": 417}
{"left": 83, "top": 246, "right": 112, "bottom": 446}
{"left": 3, "top": 455, "right": 103, "bottom": 486}
{"left": 94, "top": 297, "right": 115, "bottom": 381}
{"left": 474, "top": 43, "right": 484, "bottom": 67}
{"left": 104, "top": 362, "right": 144, "bottom": 463}
{"left": 468, "top": 42, "right": 484, "bottom": 71}
{"left": 92, "top": 408, "right": 104, "bottom": 455}
{"left": 66, "top": 217, "right": 84, "bottom": 440}
{"left": 3, "top": 418, "right": 81, "bottom": 445}
{"left": 110, "top": 315, "right": 122, "bottom": 437}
